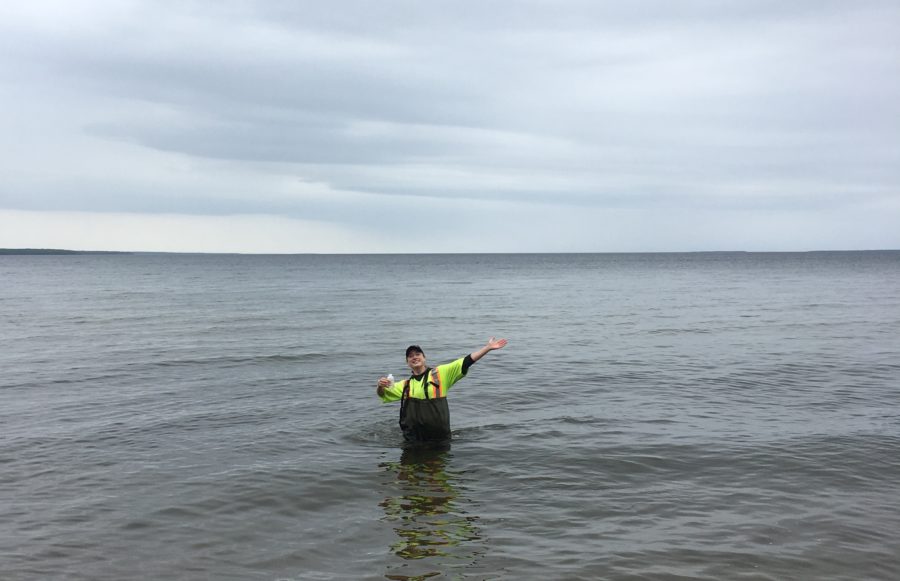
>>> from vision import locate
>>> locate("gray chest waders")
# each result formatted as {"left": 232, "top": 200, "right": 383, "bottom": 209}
{"left": 399, "top": 368, "right": 451, "bottom": 443}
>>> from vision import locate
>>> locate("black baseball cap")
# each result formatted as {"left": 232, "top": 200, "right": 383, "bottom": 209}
{"left": 405, "top": 345, "right": 425, "bottom": 358}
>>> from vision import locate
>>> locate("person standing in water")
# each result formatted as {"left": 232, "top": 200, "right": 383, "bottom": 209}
{"left": 376, "top": 338, "right": 508, "bottom": 444}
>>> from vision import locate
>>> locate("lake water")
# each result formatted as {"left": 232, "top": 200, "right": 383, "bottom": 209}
{"left": 1, "top": 252, "right": 899, "bottom": 580}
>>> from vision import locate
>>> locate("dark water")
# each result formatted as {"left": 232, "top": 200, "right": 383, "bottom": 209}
{"left": 2, "top": 252, "right": 899, "bottom": 580}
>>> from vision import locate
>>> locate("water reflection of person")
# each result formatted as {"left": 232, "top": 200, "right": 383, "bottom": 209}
{"left": 379, "top": 444, "right": 484, "bottom": 580}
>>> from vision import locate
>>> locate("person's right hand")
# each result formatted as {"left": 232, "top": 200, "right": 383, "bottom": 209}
{"left": 377, "top": 377, "right": 393, "bottom": 388}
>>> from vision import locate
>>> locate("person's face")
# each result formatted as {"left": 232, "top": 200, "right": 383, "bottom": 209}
{"left": 406, "top": 351, "right": 425, "bottom": 370}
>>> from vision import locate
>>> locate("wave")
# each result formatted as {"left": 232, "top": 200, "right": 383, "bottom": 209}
{"left": 147, "top": 352, "right": 332, "bottom": 368}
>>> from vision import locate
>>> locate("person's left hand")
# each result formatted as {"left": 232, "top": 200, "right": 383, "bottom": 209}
{"left": 486, "top": 337, "right": 508, "bottom": 350}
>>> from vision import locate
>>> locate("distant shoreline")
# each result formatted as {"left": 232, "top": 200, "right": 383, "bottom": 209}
{"left": 1, "top": 248, "right": 897, "bottom": 256}
{"left": 0, "top": 249, "right": 133, "bottom": 255}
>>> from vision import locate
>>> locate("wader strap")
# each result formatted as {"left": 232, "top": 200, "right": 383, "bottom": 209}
{"left": 399, "top": 379, "right": 411, "bottom": 425}
{"left": 401, "top": 368, "right": 433, "bottom": 403}
{"left": 399, "top": 369, "right": 431, "bottom": 428}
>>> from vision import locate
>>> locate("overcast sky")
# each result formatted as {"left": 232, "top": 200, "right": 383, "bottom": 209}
{"left": 1, "top": 1, "right": 898, "bottom": 252}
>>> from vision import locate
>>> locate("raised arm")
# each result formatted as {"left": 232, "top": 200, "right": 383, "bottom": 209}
{"left": 469, "top": 337, "right": 508, "bottom": 363}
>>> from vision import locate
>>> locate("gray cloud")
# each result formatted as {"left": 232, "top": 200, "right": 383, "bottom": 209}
{"left": 0, "top": 1, "right": 898, "bottom": 250}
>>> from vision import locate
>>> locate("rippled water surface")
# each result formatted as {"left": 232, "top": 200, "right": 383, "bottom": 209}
{"left": 2, "top": 252, "right": 899, "bottom": 580}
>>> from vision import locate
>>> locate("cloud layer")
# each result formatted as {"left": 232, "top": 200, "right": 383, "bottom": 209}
{"left": 1, "top": 1, "right": 898, "bottom": 251}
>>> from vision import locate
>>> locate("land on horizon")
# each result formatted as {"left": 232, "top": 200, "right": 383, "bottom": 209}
{"left": 2, "top": 248, "right": 897, "bottom": 256}
{"left": 0, "top": 249, "right": 132, "bottom": 255}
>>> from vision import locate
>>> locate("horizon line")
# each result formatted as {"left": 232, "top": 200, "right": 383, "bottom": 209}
{"left": 2, "top": 248, "right": 898, "bottom": 256}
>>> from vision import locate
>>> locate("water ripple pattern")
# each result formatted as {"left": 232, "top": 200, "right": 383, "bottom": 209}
{"left": 1, "top": 252, "right": 899, "bottom": 580}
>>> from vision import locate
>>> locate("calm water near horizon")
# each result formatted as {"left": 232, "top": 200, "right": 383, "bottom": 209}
{"left": 1, "top": 252, "right": 899, "bottom": 580}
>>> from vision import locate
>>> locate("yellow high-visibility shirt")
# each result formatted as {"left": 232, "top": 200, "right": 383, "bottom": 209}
{"left": 379, "top": 357, "right": 468, "bottom": 403}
